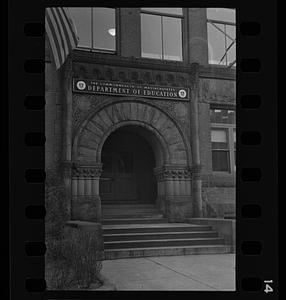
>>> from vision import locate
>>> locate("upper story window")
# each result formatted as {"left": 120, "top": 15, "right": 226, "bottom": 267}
{"left": 69, "top": 7, "right": 116, "bottom": 52}
{"left": 207, "top": 8, "right": 236, "bottom": 67}
{"left": 141, "top": 8, "right": 183, "bottom": 61}
{"left": 210, "top": 108, "right": 236, "bottom": 173}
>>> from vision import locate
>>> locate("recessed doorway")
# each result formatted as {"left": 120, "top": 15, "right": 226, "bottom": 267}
{"left": 99, "top": 126, "right": 157, "bottom": 204}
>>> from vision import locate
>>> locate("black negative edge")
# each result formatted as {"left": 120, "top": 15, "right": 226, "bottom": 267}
{"left": 9, "top": 0, "right": 278, "bottom": 299}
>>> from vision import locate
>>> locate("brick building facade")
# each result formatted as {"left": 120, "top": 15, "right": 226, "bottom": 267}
{"left": 45, "top": 8, "right": 236, "bottom": 224}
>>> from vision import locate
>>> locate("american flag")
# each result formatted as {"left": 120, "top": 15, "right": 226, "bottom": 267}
{"left": 45, "top": 7, "right": 79, "bottom": 69}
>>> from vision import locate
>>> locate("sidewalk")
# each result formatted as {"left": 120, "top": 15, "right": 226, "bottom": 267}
{"left": 101, "top": 254, "right": 235, "bottom": 290}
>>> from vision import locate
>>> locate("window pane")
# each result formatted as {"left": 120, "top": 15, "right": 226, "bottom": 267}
{"left": 207, "top": 8, "right": 235, "bottom": 23}
{"left": 162, "top": 17, "right": 182, "bottom": 61}
{"left": 69, "top": 8, "right": 91, "bottom": 48}
{"left": 212, "top": 150, "right": 230, "bottom": 171}
{"left": 211, "top": 129, "right": 227, "bottom": 143}
{"left": 142, "top": 7, "right": 183, "bottom": 15}
{"left": 226, "top": 25, "right": 236, "bottom": 66}
{"left": 211, "top": 129, "right": 228, "bottom": 149}
{"left": 207, "top": 22, "right": 226, "bottom": 65}
{"left": 141, "top": 13, "right": 162, "bottom": 59}
{"left": 92, "top": 8, "right": 115, "bottom": 51}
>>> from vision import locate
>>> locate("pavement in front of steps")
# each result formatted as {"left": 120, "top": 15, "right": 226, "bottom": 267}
{"left": 101, "top": 254, "right": 235, "bottom": 291}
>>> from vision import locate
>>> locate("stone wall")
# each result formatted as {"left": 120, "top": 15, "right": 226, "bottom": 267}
{"left": 198, "top": 76, "right": 236, "bottom": 217}
{"left": 202, "top": 187, "right": 235, "bottom": 218}
{"left": 199, "top": 77, "right": 236, "bottom": 106}
{"left": 45, "top": 38, "right": 63, "bottom": 175}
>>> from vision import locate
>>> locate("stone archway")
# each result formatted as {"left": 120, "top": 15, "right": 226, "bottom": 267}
{"left": 99, "top": 126, "right": 157, "bottom": 204}
{"left": 71, "top": 100, "right": 193, "bottom": 222}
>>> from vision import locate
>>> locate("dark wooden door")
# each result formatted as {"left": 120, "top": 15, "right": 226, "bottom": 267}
{"left": 99, "top": 129, "right": 156, "bottom": 203}
{"left": 100, "top": 149, "right": 137, "bottom": 201}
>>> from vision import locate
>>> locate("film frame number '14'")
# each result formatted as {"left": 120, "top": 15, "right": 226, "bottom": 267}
{"left": 264, "top": 280, "right": 274, "bottom": 293}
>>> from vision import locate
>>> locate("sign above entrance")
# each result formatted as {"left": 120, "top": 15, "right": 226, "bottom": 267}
{"left": 73, "top": 78, "right": 190, "bottom": 101}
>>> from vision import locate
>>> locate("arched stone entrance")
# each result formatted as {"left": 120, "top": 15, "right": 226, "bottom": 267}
{"left": 99, "top": 126, "right": 157, "bottom": 204}
{"left": 71, "top": 99, "right": 193, "bottom": 222}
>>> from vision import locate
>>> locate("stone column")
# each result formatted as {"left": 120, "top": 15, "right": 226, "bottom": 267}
{"left": 71, "top": 163, "right": 103, "bottom": 222}
{"left": 119, "top": 8, "right": 141, "bottom": 58}
{"left": 61, "top": 58, "right": 73, "bottom": 219}
{"left": 187, "top": 8, "right": 208, "bottom": 66}
{"left": 189, "top": 63, "right": 203, "bottom": 217}
{"left": 154, "top": 165, "right": 192, "bottom": 222}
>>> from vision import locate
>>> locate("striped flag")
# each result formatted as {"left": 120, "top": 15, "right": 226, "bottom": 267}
{"left": 45, "top": 7, "right": 79, "bottom": 69}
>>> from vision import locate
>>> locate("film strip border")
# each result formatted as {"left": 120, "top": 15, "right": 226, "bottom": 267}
{"left": 9, "top": 1, "right": 278, "bottom": 299}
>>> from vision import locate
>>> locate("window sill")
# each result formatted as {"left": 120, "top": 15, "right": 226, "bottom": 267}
{"left": 141, "top": 56, "right": 184, "bottom": 64}
{"left": 208, "top": 63, "right": 236, "bottom": 69}
{"left": 74, "top": 47, "right": 117, "bottom": 55}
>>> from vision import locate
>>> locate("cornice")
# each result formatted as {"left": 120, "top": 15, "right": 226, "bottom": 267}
{"left": 199, "top": 65, "right": 236, "bottom": 80}
{"left": 71, "top": 51, "right": 193, "bottom": 73}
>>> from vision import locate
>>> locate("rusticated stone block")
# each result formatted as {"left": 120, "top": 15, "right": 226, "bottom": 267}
{"left": 165, "top": 196, "right": 193, "bottom": 222}
{"left": 64, "top": 221, "right": 104, "bottom": 260}
{"left": 71, "top": 196, "right": 102, "bottom": 222}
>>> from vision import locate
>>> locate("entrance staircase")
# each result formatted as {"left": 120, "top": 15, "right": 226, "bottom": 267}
{"left": 102, "top": 202, "right": 231, "bottom": 260}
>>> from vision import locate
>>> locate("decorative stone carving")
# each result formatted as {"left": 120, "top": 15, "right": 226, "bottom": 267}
{"left": 118, "top": 71, "right": 130, "bottom": 82}
{"left": 72, "top": 163, "right": 102, "bottom": 178}
{"left": 200, "top": 78, "right": 236, "bottom": 105}
{"left": 105, "top": 68, "right": 115, "bottom": 81}
{"left": 72, "top": 63, "right": 190, "bottom": 88}
{"left": 154, "top": 165, "right": 192, "bottom": 181}
{"left": 74, "top": 100, "right": 191, "bottom": 164}
{"left": 166, "top": 73, "right": 176, "bottom": 86}
{"left": 93, "top": 68, "right": 104, "bottom": 80}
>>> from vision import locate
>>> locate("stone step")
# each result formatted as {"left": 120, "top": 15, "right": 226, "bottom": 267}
{"left": 102, "top": 218, "right": 168, "bottom": 225}
{"left": 102, "top": 204, "right": 156, "bottom": 208}
{"left": 103, "top": 223, "right": 213, "bottom": 234}
{"left": 102, "top": 200, "right": 152, "bottom": 205}
{"left": 104, "top": 237, "right": 225, "bottom": 249}
{"left": 103, "top": 231, "right": 219, "bottom": 242}
{"left": 104, "top": 245, "right": 231, "bottom": 260}
{"left": 103, "top": 213, "right": 164, "bottom": 219}
{"left": 102, "top": 208, "right": 160, "bottom": 213}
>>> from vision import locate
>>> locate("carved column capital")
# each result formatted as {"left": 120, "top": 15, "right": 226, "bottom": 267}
{"left": 154, "top": 165, "right": 192, "bottom": 181}
{"left": 72, "top": 163, "right": 103, "bottom": 178}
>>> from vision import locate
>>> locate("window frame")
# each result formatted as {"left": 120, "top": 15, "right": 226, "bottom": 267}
{"left": 207, "top": 8, "right": 236, "bottom": 68}
{"left": 210, "top": 107, "right": 236, "bottom": 174}
{"left": 72, "top": 7, "right": 118, "bottom": 54}
{"left": 140, "top": 8, "right": 185, "bottom": 62}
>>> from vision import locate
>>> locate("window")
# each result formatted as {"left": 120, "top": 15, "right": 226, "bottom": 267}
{"left": 211, "top": 108, "right": 236, "bottom": 173}
{"left": 207, "top": 8, "right": 236, "bottom": 67}
{"left": 211, "top": 129, "right": 230, "bottom": 172}
{"left": 69, "top": 7, "right": 116, "bottom": 51}
{"left": 141, "top": 8, "right": 183, "bottom": 61}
